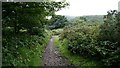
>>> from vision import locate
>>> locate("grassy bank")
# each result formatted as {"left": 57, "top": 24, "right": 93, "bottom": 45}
{"left": 54, "top": 36, "right": 103, "bottom": 67}
{"left": 2, "top": 30, "right": 52, "bottom": 66}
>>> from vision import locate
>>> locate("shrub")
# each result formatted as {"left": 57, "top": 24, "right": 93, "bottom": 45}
{"left": 60, "top": 11, "right": 120, "bottom": 66}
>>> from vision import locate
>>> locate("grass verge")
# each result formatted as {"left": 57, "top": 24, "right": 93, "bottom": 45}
{"left": 54, "top": 36, "right": 103, "bottom": 68}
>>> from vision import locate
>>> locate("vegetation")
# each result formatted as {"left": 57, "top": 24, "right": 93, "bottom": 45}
{"left": 48, "top": 15, "right": 68, "bottom": 29}
{"left": 83, "top": 15, "right": 104, "bottom": 23}
{"left": 2, "top": 2, "right": 68, "bottom": 66}
{"left": 58, "top": 10, "right": 120, "bottom": 66}
{"left": 52, "top": 28, "right": 63, "bottom": 35}
{"left": 2, "top": 1, "right": 120, "bottom": 67}
{"left": 54, "top": 36, "right": 103, "bottom": 67}
{"left": 3, "top": 31, "right": 51, "bottom": 66}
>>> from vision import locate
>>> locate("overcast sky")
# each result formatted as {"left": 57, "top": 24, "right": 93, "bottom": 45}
{"left": 55, "top": 0, "right": 120, "bottom": 16}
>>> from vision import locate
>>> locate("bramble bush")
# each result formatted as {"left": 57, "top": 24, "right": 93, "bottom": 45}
{"left": 60, "top": 10, "right": 120, "bottom": 66}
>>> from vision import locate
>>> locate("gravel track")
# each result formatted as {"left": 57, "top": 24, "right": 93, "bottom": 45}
{"left": 42, "top": 36, "right": 74, "bottom": 67}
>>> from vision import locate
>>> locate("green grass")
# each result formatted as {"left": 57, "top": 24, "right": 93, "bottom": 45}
{"left": 18, "top": 42, "right": 46, "bottom": 66}
{"left": 54, "top": 36, "right": 103, "bottom": 68}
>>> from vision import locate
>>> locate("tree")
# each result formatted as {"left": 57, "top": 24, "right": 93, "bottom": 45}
{"left": 2, "top": 2, "right": 69, "bottom": 34}
{"left": 99, "top": 10, "right": 118, "bottom": 42}
{"left": 48, "top": 15, "right": 68, "bottom": 29}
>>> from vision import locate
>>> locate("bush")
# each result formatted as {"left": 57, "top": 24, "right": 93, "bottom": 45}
{"left": 2, "top": 31, "right": 51, "bottom": 66}
{"left": 60, "top": 11, "right": 120, "bottom": 66}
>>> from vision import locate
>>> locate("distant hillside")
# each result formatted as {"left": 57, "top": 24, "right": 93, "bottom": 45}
{"left": 64, "top": 15, "right": 104, "bottom": 24}
{"left": 64, "top": 15, "right": 76, "bottom": 21}
{"left": 82, "top": 15, "right": 104, "bottom": 23}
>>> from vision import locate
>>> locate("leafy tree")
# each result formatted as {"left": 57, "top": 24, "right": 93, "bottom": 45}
{"left": 48, "top": 15, "right": 68, "bottom": 29}
{"left": 98, "top": 10, "right": 120, "bottom": 66}
{"left": 2, "top": 2, "right": 69, "bottom": 34}
{"left": 99, "top": 10, "right": 118, "bottom": 42}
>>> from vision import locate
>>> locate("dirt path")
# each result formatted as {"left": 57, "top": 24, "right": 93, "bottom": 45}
{"left": 42, "top": 36, "right": 74, "bottom": 66}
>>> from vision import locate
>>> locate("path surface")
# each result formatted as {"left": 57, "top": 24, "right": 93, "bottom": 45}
{"left": 42, "top": 36, "right": 74, "bottom": 66}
